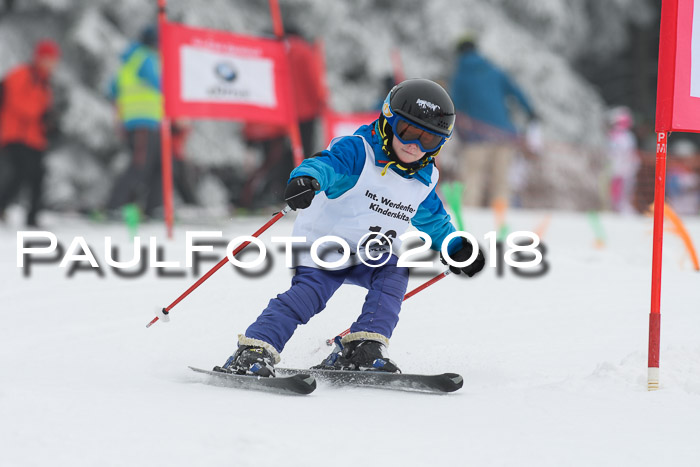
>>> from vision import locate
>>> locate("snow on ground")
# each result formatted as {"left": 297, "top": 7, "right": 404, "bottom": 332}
{"left": 1, "top": 208, "right": 700, "bottom": 467}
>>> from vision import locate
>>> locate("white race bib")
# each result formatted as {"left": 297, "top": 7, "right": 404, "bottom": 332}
{"left": 292, "top": 136, "right": 438, "bottom": 269}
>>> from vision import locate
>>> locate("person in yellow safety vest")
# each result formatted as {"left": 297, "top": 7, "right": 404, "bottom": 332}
{"left": 106, "top": 26, "right": 164, "bottom": 218}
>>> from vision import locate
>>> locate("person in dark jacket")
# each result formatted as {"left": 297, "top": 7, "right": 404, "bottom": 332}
{"left": 0, "top": 39, "right": 60, "bottom": 227}
{"left": 450, "top": 36, "right": 536, "bottom": 209}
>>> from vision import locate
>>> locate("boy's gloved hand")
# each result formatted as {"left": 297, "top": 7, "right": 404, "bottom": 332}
{"left": 284, "top": 176, "right": 321, "bottom": 210}
{"left": 440, "top": 238, "right": 485, "bottom": 277}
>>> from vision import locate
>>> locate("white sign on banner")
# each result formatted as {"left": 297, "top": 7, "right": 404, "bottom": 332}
{"left": 180, "top": 46, "right": 277, "bottom": 107}
{"left": 691, "top": 0, "right": 700, "bottom": 97}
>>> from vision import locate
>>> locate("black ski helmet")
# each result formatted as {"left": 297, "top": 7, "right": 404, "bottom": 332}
{"left": 384, "top": 78, "right": 455, "bottom": 138}
{"left": 377, "top": 79, "right": 455, "bottom": 173}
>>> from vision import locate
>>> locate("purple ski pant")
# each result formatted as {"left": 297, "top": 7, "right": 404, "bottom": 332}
{"left": 245, "top": 255, "right": 409, "bottom": 352}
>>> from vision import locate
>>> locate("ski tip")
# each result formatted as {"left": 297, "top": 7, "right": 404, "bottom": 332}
{"left": 441, "top": 373, "right": 464, "bottom": 392}
{"left": 289, "top": 373, "right": 317, "bottom": 394}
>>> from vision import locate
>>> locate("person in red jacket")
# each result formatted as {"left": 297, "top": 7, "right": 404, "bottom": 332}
{"left": 0, "top": 39, "right": 60, "bottom": 226}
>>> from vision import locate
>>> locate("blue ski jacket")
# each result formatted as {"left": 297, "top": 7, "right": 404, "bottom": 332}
{"left": 289, "top": 120, "right": 462, "bottom": 255}
{"left": 450, "top": 51, "right": 534, "bottom": 141}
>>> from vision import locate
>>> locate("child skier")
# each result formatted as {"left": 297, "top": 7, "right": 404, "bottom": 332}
{"left": 218, "top": 79, "right": 485, "bottom": 377}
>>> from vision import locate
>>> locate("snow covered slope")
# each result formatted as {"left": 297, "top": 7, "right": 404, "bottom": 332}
{"left": 1, "top": 208, "right": 699, "bottom": 466}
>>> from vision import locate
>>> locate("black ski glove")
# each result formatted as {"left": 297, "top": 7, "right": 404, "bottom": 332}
{"left": 440, "top": 238, "right": 485, "bottom": 277}
{"left": 284, "top": 176, "right": 321, "bottom": 210}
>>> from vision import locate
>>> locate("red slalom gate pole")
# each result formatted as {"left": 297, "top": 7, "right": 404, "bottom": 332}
{"left": 648, "top": 131, "right": 668, "bottom": 390}
{"left": 161, "top": 119, "right": 174, "bottom": 238}
{"left": 146, "top": 206, "right": 292, "bottom": 328}
{"left": 325, "top": 269, "right": 452, "bottom": 345}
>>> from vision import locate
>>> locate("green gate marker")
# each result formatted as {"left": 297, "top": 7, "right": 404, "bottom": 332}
{"left": 441, "top": 182, "right": 465, "bottom": 231}
{"left": 587, "top": 210, "right": 606, "bottom": 248}
{"left": 122, "top": 203, "right": 141, "bottom": 240}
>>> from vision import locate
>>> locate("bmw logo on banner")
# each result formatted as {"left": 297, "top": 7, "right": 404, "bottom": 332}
{"left": 174, "top": 24, "right": 284, "bottom": 116}
{"left": 214, "top": 62, "right": 238, "bottom": 82}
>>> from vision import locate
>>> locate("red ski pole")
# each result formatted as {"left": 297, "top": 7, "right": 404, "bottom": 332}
{"left": 146, "top": 206, "right": 292, "bottom": 328}
{"left": 325, "top": 269, "right": 452, "bottom": 345}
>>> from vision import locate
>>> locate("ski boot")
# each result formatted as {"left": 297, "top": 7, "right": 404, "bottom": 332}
{"left": 214, "top": 336, "right": 280, "bottom": 377}
{"left": 314, "top": 333, "right": 400, "bottom": 373}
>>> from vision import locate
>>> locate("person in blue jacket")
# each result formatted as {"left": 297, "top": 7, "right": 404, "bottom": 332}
{"left": 218, "top": 79, "right": 485, "bottom": 377}
{"left": 450, "top": 36, "right": 536, "bottom": 208}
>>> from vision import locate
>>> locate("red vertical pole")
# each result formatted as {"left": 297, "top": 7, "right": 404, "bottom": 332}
{"left": 268, "top": 0, "right": 305, "bottom": 167}
{"left": 315, "top": 40, "right": 330, "bottom": 111}
{"left": 314, "top": 39, "right": 334, "bottom": 146}
{"left": 161, "top": 121, "right": 174, "bottom": 238}
{"left": 648, "top": 131, "right": 667, "bottom": 391}
{"left": 391, "top": 48, "right": 406, "bottom": 83}
{"left": 158, "top": 0, "right": 174, "bottom": 238}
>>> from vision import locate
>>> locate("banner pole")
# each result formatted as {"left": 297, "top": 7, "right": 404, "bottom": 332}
{"left": 158, "top": 0, "right": 174, "bottom": 238}
{"left": 268, "top": 0, "right": 305, "bottom": 167}
{"left": 161, "top": 120, "right": 174, "bottom": 238}
{"left": 648, "top": 131, "right": 667, "bottom": 391}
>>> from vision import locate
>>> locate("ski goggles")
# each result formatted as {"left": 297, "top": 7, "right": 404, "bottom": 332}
{"left": 390, "top": 115, "right": 449, "bottom": 152}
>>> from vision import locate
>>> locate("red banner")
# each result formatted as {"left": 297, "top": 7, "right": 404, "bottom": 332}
{"left": 161, "top": 22, "right": 293, "bottom": 125}
{"left": 323, "top": 111, "right": 378, "bottom": 145}
{"left": 656, "top": 0, "right": 700, "bottom": 132}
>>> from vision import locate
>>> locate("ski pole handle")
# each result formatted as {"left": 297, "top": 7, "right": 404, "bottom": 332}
{"left": 146, "top": 206, "right": 292, "bottom": 328}
{"left": 325, "top": 269, "right": 452, "bottom": 345}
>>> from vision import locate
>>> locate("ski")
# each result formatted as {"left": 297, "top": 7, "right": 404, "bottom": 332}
{"left": 275, "top": 368, "right": 463, "bottom": 393}
{"left": 188, "top": 366, "right": 316, "bottom": 395}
